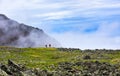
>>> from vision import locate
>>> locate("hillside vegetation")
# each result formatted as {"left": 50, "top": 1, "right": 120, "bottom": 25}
{"left": 0, "top": 46, "right": 120, "bottom": 76}
{"left": 0, "top": 47, "right": 81, "bottom": 68}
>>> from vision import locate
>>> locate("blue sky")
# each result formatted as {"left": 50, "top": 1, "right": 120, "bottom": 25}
{"left": 0, "top": 0, "right": 120, "bottom": 49}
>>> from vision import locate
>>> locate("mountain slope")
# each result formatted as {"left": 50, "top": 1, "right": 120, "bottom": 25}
{"left": 0, "top": 14, "right": 60, "bottom": 47}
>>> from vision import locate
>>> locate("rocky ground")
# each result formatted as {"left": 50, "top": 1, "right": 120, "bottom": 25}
{"left": 0, "top": 59, "right": 120, "bottom": 76}
{"left": 0, "top": 47, "right": 120, "bottom": 76}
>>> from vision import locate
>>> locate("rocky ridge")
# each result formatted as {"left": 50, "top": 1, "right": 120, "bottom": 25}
{"left": 0, "top": 14, "right": 59, "bottom": 47}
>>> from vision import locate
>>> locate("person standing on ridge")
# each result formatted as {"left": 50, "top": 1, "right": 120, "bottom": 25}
{"left": 49, "top": 44, "right": 51, "bottom": 47}
{"left": 45, "top": 45, "right": 47, "bottom": 48}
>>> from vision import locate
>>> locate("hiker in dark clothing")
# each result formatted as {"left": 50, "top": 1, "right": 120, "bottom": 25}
{"left": 45, "top": 45, "right": 47, "bottom": 48}
{"left": 49, "top": 44, "right": 51, "bottom": 47}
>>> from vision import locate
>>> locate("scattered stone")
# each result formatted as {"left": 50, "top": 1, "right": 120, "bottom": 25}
{"left": 83, "top": 55, "right": 91, "bottom": 59}
{"left": 0, "top": 68, "right": 8, "bottom": 76}
{"left": 0, "top": 59, "right": 120, "bottom": 76}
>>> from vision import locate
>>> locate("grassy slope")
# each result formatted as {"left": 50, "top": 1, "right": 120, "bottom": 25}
{"left": 0, "top": 46, "right": 120, "bottom": 70}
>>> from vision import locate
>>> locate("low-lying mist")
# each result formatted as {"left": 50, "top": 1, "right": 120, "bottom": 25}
{"left": 0, "top": 14, "right": 60, "bottom": 47}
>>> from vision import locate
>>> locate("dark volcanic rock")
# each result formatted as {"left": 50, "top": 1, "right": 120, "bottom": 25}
{"left": 83, "top": 55, "right": 91, "bottom": 60}
{"left": 0, "top": 60, "right": 120, "bottom": 76}
{"left": 0, "top": 14, "right": 60, "bottom": 47}
{"left": 0, "top": 14, "right": 9, "bottom": 20}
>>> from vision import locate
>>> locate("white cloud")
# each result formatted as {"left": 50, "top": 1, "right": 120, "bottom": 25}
{"left": 95, "top": 22, "right": 120, "bottom": 36}
{"left": 51, "top": 32, "right": 120, "bottom": 49}
{"left": 34, "top": 11, "right": 72, "bottom": 20}
{"left": 115, "top": 37, "right": 120, "bottom": 44}
{"left": 1, "top": 0, "right": 120, "bottom": 20}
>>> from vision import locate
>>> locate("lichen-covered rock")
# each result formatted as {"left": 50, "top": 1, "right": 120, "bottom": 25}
{"left": 0, "top": 68, "right": 8, "bottom": 76}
